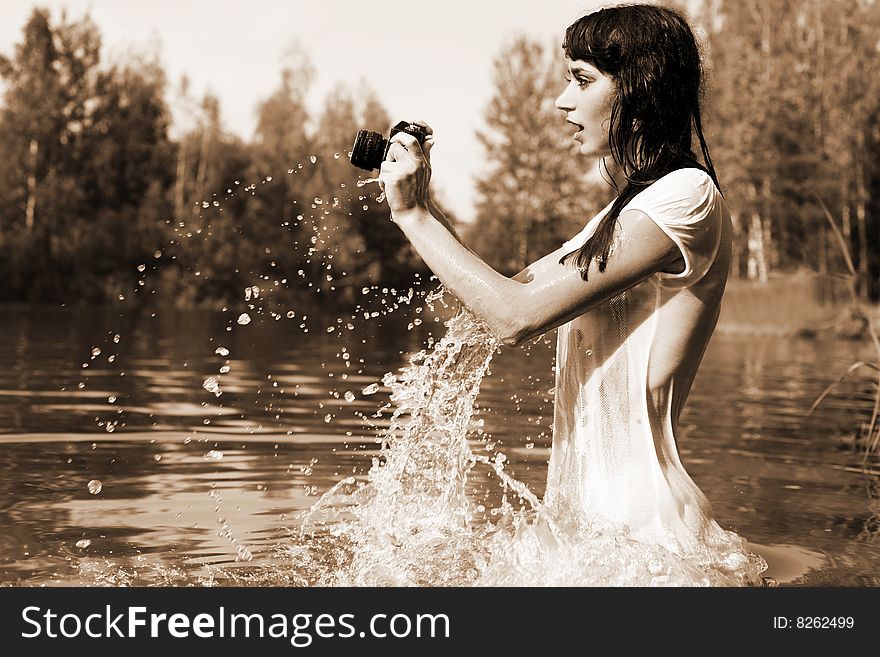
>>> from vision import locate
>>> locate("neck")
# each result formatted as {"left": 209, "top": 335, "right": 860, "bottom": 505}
{"left": 598, "top": 157, "right": 624, "bottom": 191}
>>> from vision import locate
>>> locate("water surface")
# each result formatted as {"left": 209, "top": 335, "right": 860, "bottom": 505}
{"left": 0, "top": 303, "right": 877, "bottom": 585}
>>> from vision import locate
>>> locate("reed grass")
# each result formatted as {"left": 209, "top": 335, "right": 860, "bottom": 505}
{"left": 805, "top": 195, "right": 880, "bottom": 458}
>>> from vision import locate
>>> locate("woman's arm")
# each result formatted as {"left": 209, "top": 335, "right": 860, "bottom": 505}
{"left": 427, "top": 198, "right": 463, "bottom": 243}
{"left": 379, "top": 132, "right": 681, "bottom": 346}
{"left": 392, "top": 205, "right": 678, "bottom": 346}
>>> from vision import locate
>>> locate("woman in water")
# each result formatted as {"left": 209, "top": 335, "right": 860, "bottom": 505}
{"left": 378, "top": 4, "right": 766, "bottom": 584}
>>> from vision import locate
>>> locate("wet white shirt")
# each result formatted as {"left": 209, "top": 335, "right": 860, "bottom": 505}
{"left": 546, "top": 167, "right": 742, "bottom": 556}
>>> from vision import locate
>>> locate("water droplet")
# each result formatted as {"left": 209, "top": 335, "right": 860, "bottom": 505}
{"left": 219, "top": 365, "right": 230, "bottom": 374}
{"left": 363, "top": 205, "right": 369, "bottom": 211}
{"left": 113, "top": 334, "right": 121, "bottom": 343}
{"left": 204, "top": 450, "right": 224, "bottom": 461}
{"left": 309, "top": 155, "right": 317, "bottom": 164}
{"left": 91, "top": 347, "right": 101, "bottom": 357}
{"left": 237, "top": 313, "right": 251, "bottom": 325}
{"left": 286, "top": 310, "right": 295, "bottom": 319}
{"left": 108, "top": 396, "right": 116, "bottom": 403}
{"left": 153, "top": 454, "right": 162, "bottom": 461}
{"left": 344, "top": 391, "right": 356, "bottom": 403}
{"left": 376, "top": 192, "right": 386, "bottom": 203}
{"left": 215, "top": 346, "right": 230, "bottom": 356}
{"left": 137, "top": 264, "right": 146, "bottom": 272}
{"left": 362, "top": 383, "right": 379, "bottom": 395}
{"left": 75, "top": 539, "right": 91, "bottom": 549}
{"left": 313, "top": 197, "right": 323, "bottom": 205}
{"left": 153, "top": 250, "right": 162, "bottom": 259}
{"left": 87, "top": 479, "right": 102, "bottom": 495}
{"left": 203, "top": 376, "right": 222, "bottom": 396}
{"left": 266, "top": 176, "right": 273, "bottom": 182}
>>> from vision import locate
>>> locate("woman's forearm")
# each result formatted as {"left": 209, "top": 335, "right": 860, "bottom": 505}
{"left": 393, "top": 206, "right": 524, "bottom": 343}
{"left": 427, "top": 198, "right": 462, "bottom": 243}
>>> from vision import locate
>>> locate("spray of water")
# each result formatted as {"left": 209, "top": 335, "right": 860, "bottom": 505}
{"left": 68, "top": 149, "right": 766, "bottom": 586}
{"left": 282, "top": 290, "right": 767, "bottom": 587}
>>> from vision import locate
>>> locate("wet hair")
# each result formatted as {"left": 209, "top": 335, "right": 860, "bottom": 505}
{"left": 559, "top": 3, "right": 719, "bottom": 279}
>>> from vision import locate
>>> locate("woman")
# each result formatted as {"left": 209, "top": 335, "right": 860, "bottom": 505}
{"left": 378, "top": 4, "right": 766, "bottom": 582}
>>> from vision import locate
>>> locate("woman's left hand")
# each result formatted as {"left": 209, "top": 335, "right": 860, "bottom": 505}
{"left": 378, "top": 132, "right": 431, "bottom": 219}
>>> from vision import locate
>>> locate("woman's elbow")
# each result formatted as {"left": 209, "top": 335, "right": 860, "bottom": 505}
{"left": 498, "top": 319, "right": 532, "bottom": 349}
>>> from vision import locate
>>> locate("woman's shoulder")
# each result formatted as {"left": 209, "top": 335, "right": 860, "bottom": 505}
{"left": 623, "top": 167, "right": 721, "bottom": 222}
{"left": 645, "top": 167, "right": 717, "bottom": 197}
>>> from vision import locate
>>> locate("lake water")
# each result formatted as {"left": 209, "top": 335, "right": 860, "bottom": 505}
{"left": 1, "top": 300, "right": 878, "bottom": 586}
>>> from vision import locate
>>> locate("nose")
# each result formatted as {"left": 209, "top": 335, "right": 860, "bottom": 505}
{"left": 555, "top": 85, "right": 574, "bottom": 112}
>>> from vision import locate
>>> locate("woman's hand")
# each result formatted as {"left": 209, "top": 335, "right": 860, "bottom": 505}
{"left": 378, "top": 121, "right": 434, "bottom": 220}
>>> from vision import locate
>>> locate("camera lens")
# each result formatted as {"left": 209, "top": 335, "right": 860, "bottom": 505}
{"left": 350, "top": 130, "right": 388, "bottom": 171}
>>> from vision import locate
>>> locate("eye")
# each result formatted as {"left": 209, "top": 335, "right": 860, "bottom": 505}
{"left": 564, "top": 74, "right": 590, "bottom": 88}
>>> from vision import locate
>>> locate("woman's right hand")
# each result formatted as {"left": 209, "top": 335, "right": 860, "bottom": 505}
{"left": 409, "top": 120, "right": 437, "bottom": 211}
{"left": 410, "top": 120, "right": 435, "bottom": 164}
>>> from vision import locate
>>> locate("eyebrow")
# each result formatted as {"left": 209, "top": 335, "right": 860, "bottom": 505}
{"left": 567, "top": 63, "right": 594, "bottom": 76}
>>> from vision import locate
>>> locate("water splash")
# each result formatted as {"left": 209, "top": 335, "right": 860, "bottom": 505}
{"left": 202, "top": 377, "right": 222, "bottom": 397}
{"left": 284, "top": 289, "right": 767, "bottom": 587}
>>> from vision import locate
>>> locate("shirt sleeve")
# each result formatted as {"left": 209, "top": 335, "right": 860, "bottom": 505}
{"left": 623, "top": 168, "right": 723, "bottom": 288}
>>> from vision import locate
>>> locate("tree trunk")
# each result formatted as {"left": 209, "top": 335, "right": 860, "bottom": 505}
{"left": 174, "top": 136, "right": 188, "bottom": 220}
{"left": 192, "top": 129, "right": 210, "bottom": 219}
{"left": 746, "top": 183, "right": 768, "bottom": 283}
{"left": 761, "top": 177, "right": 777, "bottom": 271}
{"left": 747, "top": 211, "right": 768, "bottom": 283}
{"left": 730, "top": 211, "right": 742, "bottom": 278}
{"left": 25, "top": 138, "right": 38, "bottom": 232}
{"left": 517, "top": 212, "right": 529, "bottom": 273}
{"left": 855, "top": 142, "right": 869, "bottom": 302}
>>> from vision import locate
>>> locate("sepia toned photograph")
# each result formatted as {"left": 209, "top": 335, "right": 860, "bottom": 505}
{"left": 0, "top": 0, "right": 878, "bottom": 598}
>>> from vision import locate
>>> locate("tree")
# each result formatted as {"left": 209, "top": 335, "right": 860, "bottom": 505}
{"left": 0, "top": 9, "right": 174, "bottom": 301}
{"left": 705, "top": 0, "right": 880, "bottom": 299}
{"left": 469, "top": 36, "right": 603, "bottom": 274}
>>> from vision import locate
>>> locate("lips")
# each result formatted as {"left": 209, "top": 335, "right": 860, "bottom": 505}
{"left": 567, "top": 120, "right": 584, "bottom": 139}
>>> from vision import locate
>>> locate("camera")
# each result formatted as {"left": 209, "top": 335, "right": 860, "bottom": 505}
{"left": 349, "top": 121, "right": 428, "bottom": 171}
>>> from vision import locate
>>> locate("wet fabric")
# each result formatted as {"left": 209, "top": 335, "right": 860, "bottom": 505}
{"left": 546, "top": 168, "right": 765, "bottom": 578}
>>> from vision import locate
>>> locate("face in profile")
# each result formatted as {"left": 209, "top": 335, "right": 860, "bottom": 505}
{"left": 555, "top": 59, "right": 615, "bottom": 160}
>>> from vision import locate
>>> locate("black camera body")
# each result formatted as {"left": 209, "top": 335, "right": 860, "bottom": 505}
{"left": 349, "top": 121, "right": 428, "bottom": 171}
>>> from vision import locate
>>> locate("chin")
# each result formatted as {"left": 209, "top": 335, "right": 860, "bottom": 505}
{"left": 578, "top": 143, "right": 602, "bottom": 158}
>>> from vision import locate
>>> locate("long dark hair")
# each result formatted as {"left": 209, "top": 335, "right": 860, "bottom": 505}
{"left": 560, "top": 4, "right": 719, "bottom": 279}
